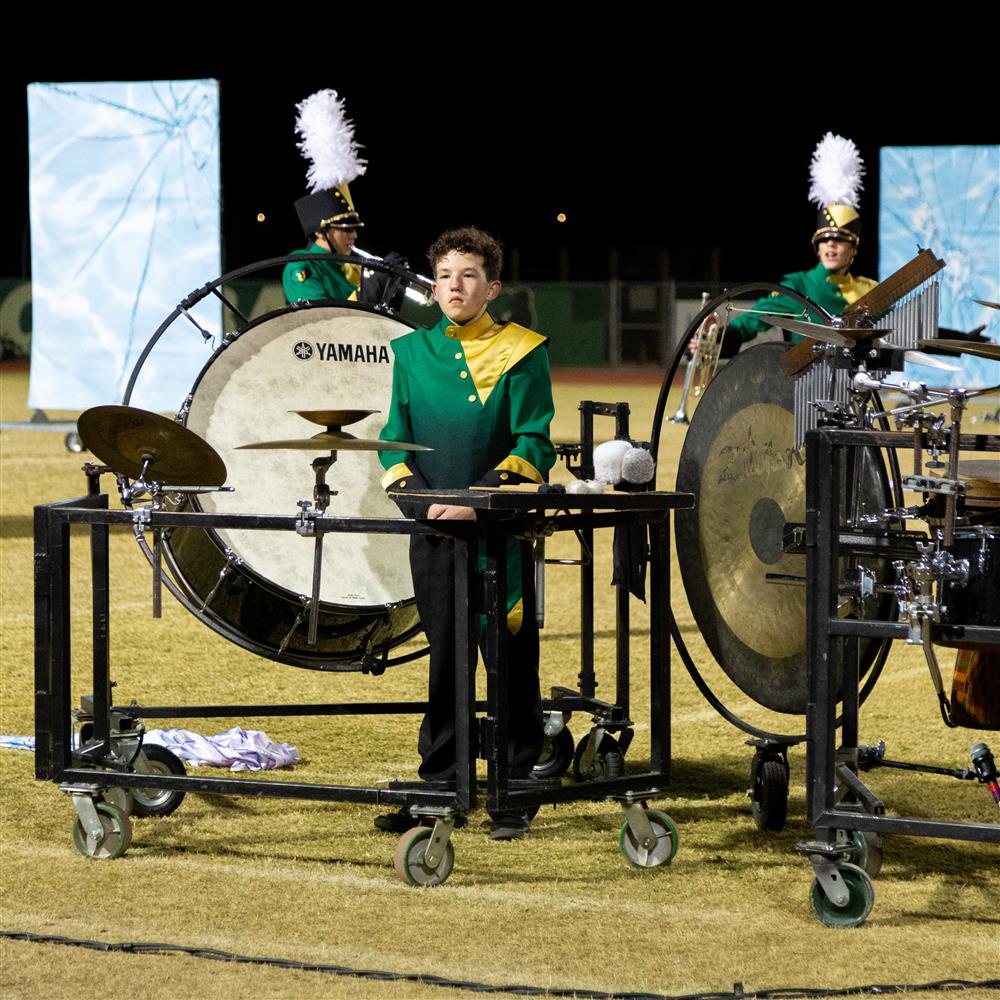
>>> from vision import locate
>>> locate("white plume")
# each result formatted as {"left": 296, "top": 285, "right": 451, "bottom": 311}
{"left": 808, "top": 133, "right": 864, "bottom": 209}
{"left": 295, "top": 89, "right": 367, "bottom": 193}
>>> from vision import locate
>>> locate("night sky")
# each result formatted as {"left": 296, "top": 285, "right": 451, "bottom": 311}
{"left": 6, "top": 28, "right": 998, "bottom": 287}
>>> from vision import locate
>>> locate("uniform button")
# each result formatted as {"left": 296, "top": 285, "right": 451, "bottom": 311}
{"left": 399, "top": 480, "right": 407, "bottom": 488}
{"left": 460, "top": 371, "right": 468, "bottom": 379}
{"left": 468, "top": 394, "right": 476, "bottom": 402}
{"left": 454, "top": 352, "right": 462, "bottom": 360}
{"left": 500, "top": 472, "right": 509, "bottom": 481}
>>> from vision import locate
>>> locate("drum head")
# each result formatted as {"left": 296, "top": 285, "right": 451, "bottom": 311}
{"left": 185, "top": 303, "right": 414, "bottom": 610}
{"left": 676, "top": 343, "right": 888, "bottom": 714}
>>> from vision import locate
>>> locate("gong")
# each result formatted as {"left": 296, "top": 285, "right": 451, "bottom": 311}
{"left": 675, "top": 342, "right": 889, "bottom": 714}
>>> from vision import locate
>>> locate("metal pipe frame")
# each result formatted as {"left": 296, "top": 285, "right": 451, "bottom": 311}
{"left": 805, "top": 428, "right": 1000, "bottom": 847}
{"left": 34, "top": 498, "right": 478, "bottom": 815}
{"left": 35, "top": 492, "right": 690, "bottom": 822}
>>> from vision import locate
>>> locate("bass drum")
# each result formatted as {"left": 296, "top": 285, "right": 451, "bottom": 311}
{"left": 675, "top": 342, "right": 890, "bottom": 714}
{"left": 165, "top": 302, "right": 421, "bottom": 670}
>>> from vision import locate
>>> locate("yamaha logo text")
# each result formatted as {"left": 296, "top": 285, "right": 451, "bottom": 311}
{"left": 292, "top": 341, "right": 390, "bottom": 364}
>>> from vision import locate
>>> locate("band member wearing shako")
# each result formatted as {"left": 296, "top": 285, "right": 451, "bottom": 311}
{"left": 282, "top": 90, "right": 402, "bottom": 307}
{"left": 376, "top": 226, "right": 556, "bottom": 840}
{"left": 717, "top": 133, "right": 878, "bottom": 357}
{"left": 284, "top": 184, "right": 364, "bottom": 303}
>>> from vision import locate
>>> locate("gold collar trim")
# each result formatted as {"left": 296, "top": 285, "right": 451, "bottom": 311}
{"left": 445, "top": 311, "right": 499, "bottom": 342}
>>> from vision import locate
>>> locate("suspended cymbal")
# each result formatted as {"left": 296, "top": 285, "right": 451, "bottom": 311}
{"left": 903, "top": 350, "right": 960, "bottom": 372}
{"left": 78, "top": 405, "right": 227, "bottom": 485}
{"left": 237, "top": 431, "right": 431, "bottom": 452}
{"left": 292, "top": 409, "right": 378, "bottom": 428}
{"left": 752, "top": 313, "right": 894, "bottom": 346}
{"left": 675, "top": 343, "right": 889, "bottom": 714}
{"left": 748, "top": 313, "right": 852, "bottom": 345}
{"left": 917, "top": 338, "right": 1000, "bottom": 362}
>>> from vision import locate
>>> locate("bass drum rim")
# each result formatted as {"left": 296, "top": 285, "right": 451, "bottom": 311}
{"left": 164, "top": 300, "right": 422, "bottom": 670}
{"left": 674, "top": 341, "right": 891, "bottom": 714}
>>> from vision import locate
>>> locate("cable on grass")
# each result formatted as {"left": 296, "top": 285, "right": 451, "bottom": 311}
{"left": 2, "top": 931, "right": 998, "bottom": 999}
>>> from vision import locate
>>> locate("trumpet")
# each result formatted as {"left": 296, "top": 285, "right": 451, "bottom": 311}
{"left": 671, "top": 293, "right": 726, "bottom": 424}
{"left": 352, "top": 247, "right": 435, "bottom": 306}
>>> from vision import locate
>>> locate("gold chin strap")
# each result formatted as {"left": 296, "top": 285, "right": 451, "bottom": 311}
{"left": 812, "top": 228, "right": 860, "bottom": 247}
{"left": 320, "top": 213, "right": 362, "bottom": 229}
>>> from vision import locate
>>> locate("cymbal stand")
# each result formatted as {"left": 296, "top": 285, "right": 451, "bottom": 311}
{"left": 942, "top": 390, "right": 967, "bottom": 549}
{"left": 113, "top": 455, "right": 235, "bottom": 621}
{"left": 295, "top": 453, "right": 338, "bottom": 645}
{"left": 874, "top": 388, "right": 978, "bottom": 725}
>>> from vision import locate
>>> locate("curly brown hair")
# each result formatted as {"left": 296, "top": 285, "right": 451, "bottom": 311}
{"left": 427, "top": 227, "right": 504, "bottom": 282}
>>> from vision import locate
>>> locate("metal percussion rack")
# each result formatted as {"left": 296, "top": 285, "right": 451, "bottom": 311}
{"left": 34, "top": 484, "right": 692, "bottom": 882}
{"left": 800, "top": 427, "right": 1000, "bottom": 925}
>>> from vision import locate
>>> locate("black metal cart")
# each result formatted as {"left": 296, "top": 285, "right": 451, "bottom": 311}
{"left": 34, "top": 485, "right": 692, "bottom": 884}
{"left": 799, "top": 427, "right": 1000, "bottom": 926}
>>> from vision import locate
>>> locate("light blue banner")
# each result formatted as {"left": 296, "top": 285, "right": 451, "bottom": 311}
{"left": 880, "top": 145, "right": 999, "bottom": 389}
{"left": 27, "top": 80, "right": 221, "bottom": 411}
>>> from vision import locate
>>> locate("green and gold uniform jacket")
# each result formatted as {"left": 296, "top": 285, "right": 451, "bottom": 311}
{"left": 282, "top": 242, "right": 361, "bottom": 304}
{"left": 379, "top": 310, "right": 556, "bottom": 627}
{"left": 729, "top": 262, "right": 878, "bottom": 345}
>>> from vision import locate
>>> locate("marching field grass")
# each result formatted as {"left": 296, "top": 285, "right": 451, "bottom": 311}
{"left": 1, "top": 368, "right": 997, "bottom": 999}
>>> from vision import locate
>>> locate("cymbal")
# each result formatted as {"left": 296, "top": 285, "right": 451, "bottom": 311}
{"left": 237, "top": 431, "right": 431, "bottom": 453}
{"left": 675, "top": 343, "right": 888, "bottom": 714}
{"left": 917, "top": 338, "right": 1000, "bottom": 362}
{"left": 292, "top": 409, "right": 378, "bottom": 428}
{"left": 749, "top": 313, "right": 851, "bottom": 345}
{"left": 974, "top": 299, "right": 1000, "bottom": 310}
{"left": 904, "top": 351, "right": 960, "bottom": 372}
{"left": 78, "top": 405, "right": 227, "bottom": 485}
{"left": 752, "top": 313, "right": 890, "bottom": 345}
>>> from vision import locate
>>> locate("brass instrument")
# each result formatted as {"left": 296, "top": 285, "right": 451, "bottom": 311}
{"left": 671, "top": 293, "right": 726, "bottom": 424}
{"left": 352, "top": 247, "right": 434, "bottom": 306}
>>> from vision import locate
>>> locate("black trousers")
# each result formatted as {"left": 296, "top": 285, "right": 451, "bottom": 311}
{"left": 410, "top": 532, "right": 544, "bottom": 783}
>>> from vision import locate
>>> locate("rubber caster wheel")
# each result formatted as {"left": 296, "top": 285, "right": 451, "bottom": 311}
{"left": 750, "top": 756, "right": 788, "bottom": 832}
{"left": 618, "top": 809, "right": 678, "bottom": 869}
{"left": 532, "top": 724, "right": 574, "bottom": 779}
{"left": 132, "top": 745, "right": 186, "bottom": 818}
{"left": 809, "top": 863, "right": 875, "bottom": 928}
{"left": 394, "top": 826, "right": 455, "bottom": 887}
{"left": 72, "top": 803, "right": 132, "bottom": 860}
{"left": 101, "top": 786, "right": 134, "bottom": 817}
{"left": 848, "top": 830, "right": 883, "bottom": 878}
{"left": 573, "top": 732, "right": 625, "bottom": 782}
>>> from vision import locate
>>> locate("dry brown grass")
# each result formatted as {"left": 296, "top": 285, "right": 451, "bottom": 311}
{"left": 1, "top": 368, "right": 998, "bottom": 1000}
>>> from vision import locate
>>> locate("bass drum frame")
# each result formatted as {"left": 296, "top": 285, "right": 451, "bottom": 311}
{"left": 649, "top": 284, "right": 900, "bottom": 742}
{"left": 120, "top": 255, "right": 430, "bottom": 672}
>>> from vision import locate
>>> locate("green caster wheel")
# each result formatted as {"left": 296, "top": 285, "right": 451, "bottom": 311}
{"left": 101, "top": 786, "right": 133, "bottom": 817}
{"left": 618, "top": 809, "right": 678, "bottom": 869}
{"left": 847, "top": 831, "right": 883, "bottom": 878}
{"left": 72, "top": 802, "right": 132, "bottom": 860}
{"left": 394, "top": 826, "right": 455, "bottom": 887}
{"left": 809, "top": 862, "right": 875, "bottom": 928}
